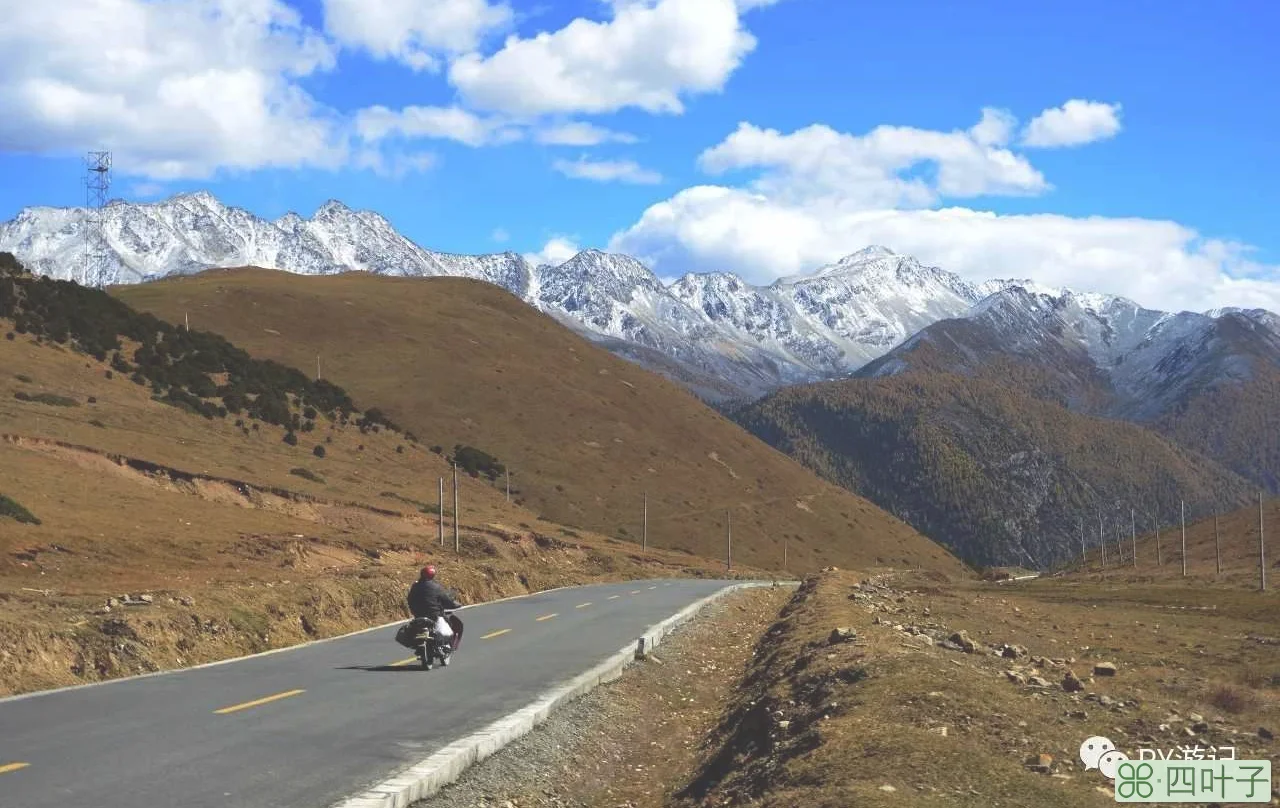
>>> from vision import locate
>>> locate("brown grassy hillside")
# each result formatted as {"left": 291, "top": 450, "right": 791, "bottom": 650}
{"left": 113, "top": 267, "right": 966, "bottom": 576}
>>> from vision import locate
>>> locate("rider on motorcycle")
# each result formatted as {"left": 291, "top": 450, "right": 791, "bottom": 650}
{"left": 407, "top": 564, "right": 462, "bottom": 663}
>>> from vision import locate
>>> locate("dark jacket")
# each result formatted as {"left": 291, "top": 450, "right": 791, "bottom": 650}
{"left": 408, "top": 578, "right": 461, "bottom": 621}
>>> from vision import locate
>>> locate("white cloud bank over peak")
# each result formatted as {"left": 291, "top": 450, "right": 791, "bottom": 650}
{"left": 523, "top": 236, "right": 581, "bottom": 267}
{"left": 449, "top": 0, "right": 773, "bottom": 117}
{"left": 553, "top": 156, "right": 662, "bottom": 184}
{"left": 610, "top": 104, "right": 1280, "bottom": 314}
{"left": 0, "top": 0, "right": 345, "bottom": 180}
{"left": 1021, "top": 99, "right": 1123, "bottom": 148}
{"left": 322, "top": 0, "right": 513, "bottom": 72}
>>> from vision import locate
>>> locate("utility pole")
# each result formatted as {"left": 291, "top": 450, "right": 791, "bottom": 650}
{"left": 642, "top": 491, "right": 648, "bottom": 554}
{"left": 438, "top": 477, "right": 444, "bottom": 547}
{"left": 1181, "top": 499, "right": 1187, "bottom": 577}
{"left": 1214, "top": 514, "right": 1221, "bottom": 576}
{"left": 1130, "top": 508, "right": 1137, "bottom": 568}
{"left": 1260, "top": 493, "right": 1267, "bottom": 592}
{"left": 316, "top": 354, "right": 321, "bottom": 381}
{"left": 1116, "top": 521, "right": 1125, "bottom": 565}
{"left": 184, "top": 312, "right": 189, "bottom": 331}
{"left": 1155, "top": 519, "right": 1162, "bottom": 566}
{"left": 1099, "top": 512, "right": 1107, "bottom": 567}
{"left": 783, "top": 536, "right": 788, "bottom": 571}
{"left": 453, "top": 462, "right": 460, "bottom": 553}
{"left": 726, "top": 509, "right": 732, "bottom": 572}
{"left": 505, "top": 468, "right": 510, "bottom": 503}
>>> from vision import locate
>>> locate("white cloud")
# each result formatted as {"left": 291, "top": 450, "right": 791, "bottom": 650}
{"left": 524, "top": 236, "right": 581, "bottom": 266}
{"left": 553, "top": 156, "right": 662, "bottom": 184}
{"left": 491, "top": 227, "right": 509, "bottom": 242}
{"left": 534, "top": 121, "right": 639, "bottom": 146}
{"left": 0, "top": 0, "right": 346, "bottom": 180}
{"left": 323, "top": 0, "right": 512, "bottom": 72}
{"left": 449, "top": 0, "right": 770, "bottom": 116}
{"left": 356, "top": 105, "right": 521, "bottom": 146}
{"left": 697, "top": 114, "right": 1049, "bottom": 209}
{"left": 610, "top": 105, "right": 1280, "bottom": 313}
{"left": 352, "top": 147, "right": 438, "bottom": 178}
{"left": 1022, "top": 99, "right": 1122, "bottom": 148}
{"left": 969, "top": 107, "right": 1017, "bottom": 147}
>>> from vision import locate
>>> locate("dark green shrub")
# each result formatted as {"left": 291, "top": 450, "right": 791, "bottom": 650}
{"left": 289, "top": 467, "right": 324, "bottom": 483}
{"left": 0, "top": 494, "right": 40, "bottom": 525}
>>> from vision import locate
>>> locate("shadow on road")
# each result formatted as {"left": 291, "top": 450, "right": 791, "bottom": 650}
{"left": 336, "top": 665, "right": 425, "bottom": 673}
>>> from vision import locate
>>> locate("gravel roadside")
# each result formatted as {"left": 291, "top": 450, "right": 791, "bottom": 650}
{"left": 412, "top": 585, "right": 793, "bottom": 808}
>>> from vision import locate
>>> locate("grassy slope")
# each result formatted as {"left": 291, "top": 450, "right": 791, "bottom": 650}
{"left": 114, "top": 267, "right": 967, "bottom": 577}
{"left": 736, "top": 372, "right": 1253, "bottom": 568}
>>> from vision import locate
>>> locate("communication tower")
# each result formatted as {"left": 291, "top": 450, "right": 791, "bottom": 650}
{"left": 83, "top": 151, "right": 112, "bottom": 285}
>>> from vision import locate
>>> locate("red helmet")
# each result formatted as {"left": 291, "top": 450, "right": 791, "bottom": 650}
{"left": 421, "top": 565, "right": 436, "bottom": 580}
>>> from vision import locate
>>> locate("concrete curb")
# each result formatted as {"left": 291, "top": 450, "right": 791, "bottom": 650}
{"left": 331, "top": 579, "right": 800, "bottom": 808}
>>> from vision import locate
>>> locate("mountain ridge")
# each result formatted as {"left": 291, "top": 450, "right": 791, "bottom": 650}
{"left": 4, "top": 191, "right": 1207, "bottom": 403}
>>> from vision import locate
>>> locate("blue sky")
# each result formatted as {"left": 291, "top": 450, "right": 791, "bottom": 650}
{"left": 1, "top": 0, "right": 1278, "bottom": 310}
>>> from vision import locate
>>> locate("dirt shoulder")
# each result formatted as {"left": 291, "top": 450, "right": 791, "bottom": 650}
{"left": 672, "top": 570, "right": 1280, "bottom": 808}
{"left": 413, "top": 585, "right": 795, "bottom": 808}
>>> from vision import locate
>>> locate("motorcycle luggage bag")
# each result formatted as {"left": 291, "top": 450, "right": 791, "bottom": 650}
{"left": 394, "top": 619, "right": 430, "bottom": 649}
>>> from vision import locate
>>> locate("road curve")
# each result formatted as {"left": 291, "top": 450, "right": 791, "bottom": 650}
{"left": 0, "top": 578, "right": 747, "bottom": 808}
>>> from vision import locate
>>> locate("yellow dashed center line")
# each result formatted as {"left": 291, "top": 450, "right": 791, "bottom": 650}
{"left": 213, "top": 689, "right": 305, "bottom": 715}
{"left": 0, "top": 763, "right": 30, "bottom": 776}
{"left": 481, "top": 629, "right": 511, "bottom": 640}
{"left": 536, "top": 613, "right": 558, "bottom": 622}
{"left": 576, "top": 602, "right": 592, "bottom": 609}
{"left": 391, "top": 656, "right": 419, "bottom": 667}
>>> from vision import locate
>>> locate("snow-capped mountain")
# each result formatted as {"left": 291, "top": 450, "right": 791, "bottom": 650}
{"left": 0, "top": 194, "right": 989, "bottom": 399}
{"left": 860, "top": 282, "right": 1280, "bottom": 425}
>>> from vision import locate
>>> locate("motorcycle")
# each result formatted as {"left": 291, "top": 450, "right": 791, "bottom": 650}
{"left": 397, "top": 611, "right": 464, "bottom": 670}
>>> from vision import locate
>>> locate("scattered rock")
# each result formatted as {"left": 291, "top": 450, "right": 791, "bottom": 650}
{"left": 1094, "top": 662, "right": 1117, "bottom": 676}
{"left": 1191, "top": 722, "right": 1210, "bottom": 734}
{"left": 1067, "top": 710, "right": 1088, "bottom": 720}
{"left": 138, "top": 594, "right": 154, "bottom": 604}
{"left": 878, "top": 785, "right": 896, "bottom": 793}
{"left": 1025, "top": 753, "right": 1053, "bottom": 773}
{"left": 1062, "top": 670, "right": 1085, "bottom": 692}
{"left": 178, "top": 596, "right": 195, "bottom": 607}
{"left": 1188, "top": 712, "right": 1204, "bottom": 723}
{"left": 929, "top": 726, "right": 948, "bottom": 737}
{"left": 949, "top": 631, "right": 978, "bottom": 653}
{"left": 828, "top": 627, "right": 857, "bottom": 645}
{"left": 1006, "top": 670, "right": 1028, "bottom": 685}
{"left": 1027, "top": 676, "right": 1052, "bottom": 688}
{"left": 1260, "top": 727, "right": 1275, "bottom": 741}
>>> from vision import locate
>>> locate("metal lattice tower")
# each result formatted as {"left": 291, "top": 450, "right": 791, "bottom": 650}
{"left": 84, "top": 151, "right": 112, "bottom": 285}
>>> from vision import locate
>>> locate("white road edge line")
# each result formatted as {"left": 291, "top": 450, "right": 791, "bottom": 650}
{"left": 328, "top": 579, "right": 800, "bottom": 808}
{"left": 0, "top": 579, "right": 669, "bottom": 705}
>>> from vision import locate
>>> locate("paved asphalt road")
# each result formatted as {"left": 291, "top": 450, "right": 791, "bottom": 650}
{"left": 0, "top": 578, "right": 746, "bottom": 808}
